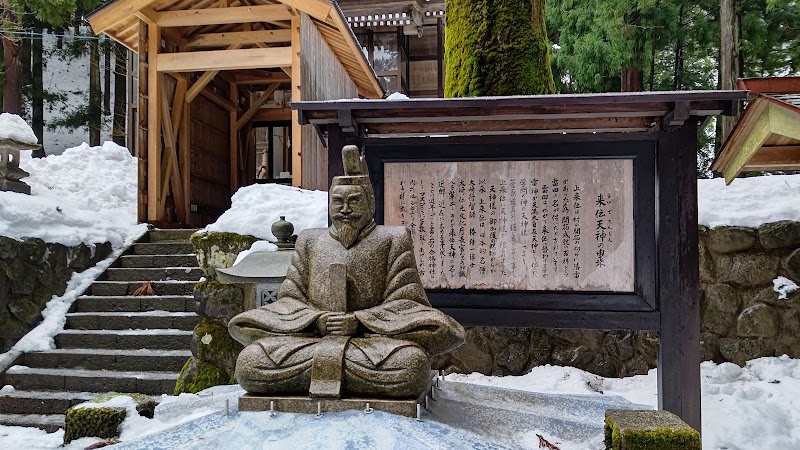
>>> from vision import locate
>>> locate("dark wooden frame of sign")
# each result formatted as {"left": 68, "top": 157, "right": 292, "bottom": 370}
{"left": 328, "top": 123, "right": 702, "bottom": 430}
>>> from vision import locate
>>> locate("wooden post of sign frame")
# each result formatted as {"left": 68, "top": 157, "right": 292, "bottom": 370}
{"left": 656, "top": 121, "right": 702, "bottom": 431}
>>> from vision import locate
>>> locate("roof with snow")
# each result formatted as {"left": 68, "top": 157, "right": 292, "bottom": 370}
{"left": 712, "top": 77, "right": 800, "bottom": 184}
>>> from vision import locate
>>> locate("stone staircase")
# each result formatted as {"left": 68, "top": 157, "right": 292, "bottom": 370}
{"left": 0, "top": 229, "right": 201, "bottom": 432}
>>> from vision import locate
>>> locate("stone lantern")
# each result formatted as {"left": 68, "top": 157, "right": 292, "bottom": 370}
{"left": 0, "top": 138, "right": 39, "bottom": 195}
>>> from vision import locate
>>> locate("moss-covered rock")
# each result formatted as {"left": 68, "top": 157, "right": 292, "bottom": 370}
{"left": 190, "top": 317, "right": 243, "bottom": 376}
{"left": 194, "top": 279, "right": 244, "bottom": 323}
{"left": 174, "top": 356, "right": 231, "bottom": 395}
{"left": 190, "top": 231, "right": 259, "bottom": 278}
{"left": 63, "top": 393, "right": 156, "bottom": 444}
{"left": 604, "top": 409, "right": 700, "bottom": 450}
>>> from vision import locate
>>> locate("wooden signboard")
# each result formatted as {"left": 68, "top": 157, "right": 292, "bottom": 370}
{"left": 384, "top": 160, "right": 635, "bottom": 291}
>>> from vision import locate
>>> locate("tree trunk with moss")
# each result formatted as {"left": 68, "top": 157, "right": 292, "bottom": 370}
{"left": 445, "top": 0, "right": 555, "bottom": 97}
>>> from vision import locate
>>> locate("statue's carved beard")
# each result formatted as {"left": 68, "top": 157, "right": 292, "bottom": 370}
{"left": 332, "top": 213, "right": 364, "bottom": 249}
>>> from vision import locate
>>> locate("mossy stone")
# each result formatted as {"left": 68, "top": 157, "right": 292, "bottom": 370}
{"left": 0, "top": 236, "right": 19, "bottom": 259}
{"left": 707, "top": 226, "right": 756, "bottom": 254}
{"left": 63, "top": 393, "right": 156, "bottom": 444}
{"left": 759, "top": 220, "right": 800, "bottom": 249}
{"left": 194, "top": 279, "right": 244, "bottom": 323}
{"left": 190, "top": 317, "right": 243, "bottom": 376}
{"left": 604, "top": 409, "right": 700, "bottom": 450}
{"left": 8, "top": 298, "right": 42, "bottom": 325}
{"left": 190, "top": 231, "right": 259, "bottom": 278}
{"left": 174, "top": 356, "right": 230, "bottom": 395}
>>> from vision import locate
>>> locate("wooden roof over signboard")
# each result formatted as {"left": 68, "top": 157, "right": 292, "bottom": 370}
{"left": 712, "top": 77, "right": 800, "bottom": 184}
{"left": 87, "top": 0, "right": 383, "bottom": 98}
{"left": 293, "top": 90, "right": 746, "bottom": 138}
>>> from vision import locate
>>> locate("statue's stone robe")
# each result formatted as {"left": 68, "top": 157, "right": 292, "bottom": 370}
{"left": 228, "top": 225, "right": 465, "bottom": 398}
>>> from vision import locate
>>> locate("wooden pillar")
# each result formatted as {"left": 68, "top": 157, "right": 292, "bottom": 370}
{"left": 146, "top": 19, "right": 162, "bottom": 221}
{"left": 137, "top": 21, "right": 148, "bottom": 223}
{"left": 181, "top": 82, "right": 191, "bottom": 225}
{"left": 230, "top": 83, "right": 239, "bottom": 193}
{"left": 291, "top": 14, "right": 302, "bottom": 187}
{"left": 657, "top": 120, "right": 701, "bottom": 431}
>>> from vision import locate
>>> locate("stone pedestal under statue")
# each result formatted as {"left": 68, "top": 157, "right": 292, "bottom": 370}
{"left": 228, "top": 145, "right": 465, "bottom": 416}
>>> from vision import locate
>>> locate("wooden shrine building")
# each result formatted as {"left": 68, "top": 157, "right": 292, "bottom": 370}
{"left": 88, "top": 0, "right": 383, "bottom": 227}
{"left": 712, "top": 77, "right": 800, "bottom": 183}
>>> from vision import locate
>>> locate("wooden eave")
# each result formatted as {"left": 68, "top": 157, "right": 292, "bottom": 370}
{"left": 292, "top": 90, "right": 745, "bottom": 138}
{"left": 87, "top": 0, "right": 384, "bottom": 98}
{"left": 711, "top": 94, "right": 800, "bottom": 184}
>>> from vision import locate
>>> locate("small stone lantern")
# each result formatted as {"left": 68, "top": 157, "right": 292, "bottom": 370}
{"left": 0, "top": 138, "right": 39, "bottom": 195}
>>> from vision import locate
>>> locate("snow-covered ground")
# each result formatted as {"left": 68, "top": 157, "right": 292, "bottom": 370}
{"left": 698, "top": 174, "right": 800, "bottom": 228}
{"left": 2, "top": 357, "right": 798, "bottom": 449}
{"left": 0, "top": 141, "right": 141, "bottom": 248}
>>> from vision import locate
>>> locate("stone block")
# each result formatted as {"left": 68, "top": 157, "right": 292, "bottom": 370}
{"left": 707, "top": 226, "right": 757, "bottom": 254}
{"left": 698, "top": 238, "right": 715, "bottom": 283}
{"left": 0, "top": 236, "right": 18, "bottom": 259}
{"left": 785, "top": 249, "right": 800, "bottom": 280}
{"left": 190, "top": 231, "right": 259, "bottom": 278}
{"left": 174, "top": 356, "right": 230, "bottom": 395}
{"left": 719, "top": 338, "right": 773, "bottom": 366}
{"left": 194, "top": 280, "right": 244, "bottom": 323}
{"left": 8, "top": 298, "right": 42, "bottom": 325}
{"left": 737, "top": 303, "right": 780, "bottom": 338}
{"left": 759, "top": 220, "right": 800, "bottom": 249}
{"left": 190, "top": 317, "right": 243, "bottom": 376}
{"left": 239, "top": 394, "right": 422, "bottom": 418}
{"left": 700, "top": 332, "right": 719, "bottom": 361}
{"left": 701, "top": 283, "right": 740, "bottom": 334}
{"left": 604, "top": 409, "right": 700, "bottom": 450}
{"left": 715, "top": 254, "right": 779, "bottom": 287}
{"left": 63, "top": 393, "right": 155, "bottom": 444}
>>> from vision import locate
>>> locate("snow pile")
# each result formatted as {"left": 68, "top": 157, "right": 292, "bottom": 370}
{"left": 205, "top": 184, "right": 328, "bottom": 241}
{"left": 233, "top": 240, "right": 278, "bottom": 266}
{"left": 454, "top": 355, "right": 800, "bottom": 449}
{"left": 774, "top": 276, "right": 799, "bottom": 300}
{"left": 698, "top": 174, "right": 800, "bottom": 228}
{"left": 0, "top": 141, "right": 139, "bottom": 247}
{"left": 0, "top": 113, "right": 37, "bottom": 144}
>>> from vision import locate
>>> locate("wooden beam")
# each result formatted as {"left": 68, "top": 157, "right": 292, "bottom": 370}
{"left": 180, "top": 89, "right": 192, "bottom": 223}
{"left": 230, "top": 83, "right": 240, "bottom": 193}
{"left": 237, "top": 84, "right": 280, "bottom": 129}
{"left": 135, "top": 8, "right": 187, "bottom": 46}
{"left": 187, "top": 29, "right": 291, "bottom": 48}
{"left": 199, "top": 88, "right": 236, "bottom": 112}
{"left": 157, "top": 47, "right": 293, "bottom": 72}
{"left": 723, "top": 102, "right": 800, "bottom": 183}
{"left": 88, "top": 0, "right": 161, "bottom": 33}
{"left": 742, "top": 145, "right": 800, "bottom": 170}
{"left": 137, "top": 19, "right": 148, "bottom": 223}
{"left": 156, "top": 4, "right": 292, "bottom": 28}
{"left": 275, "top": 0, "right": 334, "bottom": 23}
{"left": 291, "top": 15, "right": 302, "bottom": 187}
{"left": 147, "top": 20, "right": 162, "bottom": 221}
{"left": 252, "top": 107, "right": 292, "bottom": 122}
{"left": 235, "top": 71, "right": 291, "bottom": 84}
{"left": 185, "top": 43, "right": 242, "bottom": 103}
{"left": 158, "top": 77, "right": 186, "bottom": 224}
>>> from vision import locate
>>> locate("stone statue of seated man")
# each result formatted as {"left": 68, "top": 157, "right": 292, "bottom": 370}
{"left": 228, "top": 145, "right": 465, "bottom": 399}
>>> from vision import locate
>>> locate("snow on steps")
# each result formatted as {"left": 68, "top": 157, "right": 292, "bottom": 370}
{"left": 0, "top": 229, "right": 201, "bottom": 431}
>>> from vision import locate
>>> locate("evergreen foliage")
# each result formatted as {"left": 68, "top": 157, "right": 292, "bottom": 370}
{"left": 444, "top": 0, "right": 555, "bottom": 96}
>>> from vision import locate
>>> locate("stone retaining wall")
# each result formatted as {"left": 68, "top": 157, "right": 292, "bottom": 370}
{"left": 0, "top": 236, "right": 111, "bottom": 351}
{"left": 435, "top": 220, "right": 800, "bottom": 376}
{"left": 186, "top": 222, "right": 800, "bottom": 381}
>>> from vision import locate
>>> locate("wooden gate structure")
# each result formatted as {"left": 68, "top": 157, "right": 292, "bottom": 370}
{"left": 294, "top": 90, "right": 746, "bottom": 431}
{"left": 88, "top": 0, "right": 383, "bottom": 227}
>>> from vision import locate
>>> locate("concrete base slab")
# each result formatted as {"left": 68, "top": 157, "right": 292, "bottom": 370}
{"left": 239, "top": 395, "right": 423, "bottom": 418}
